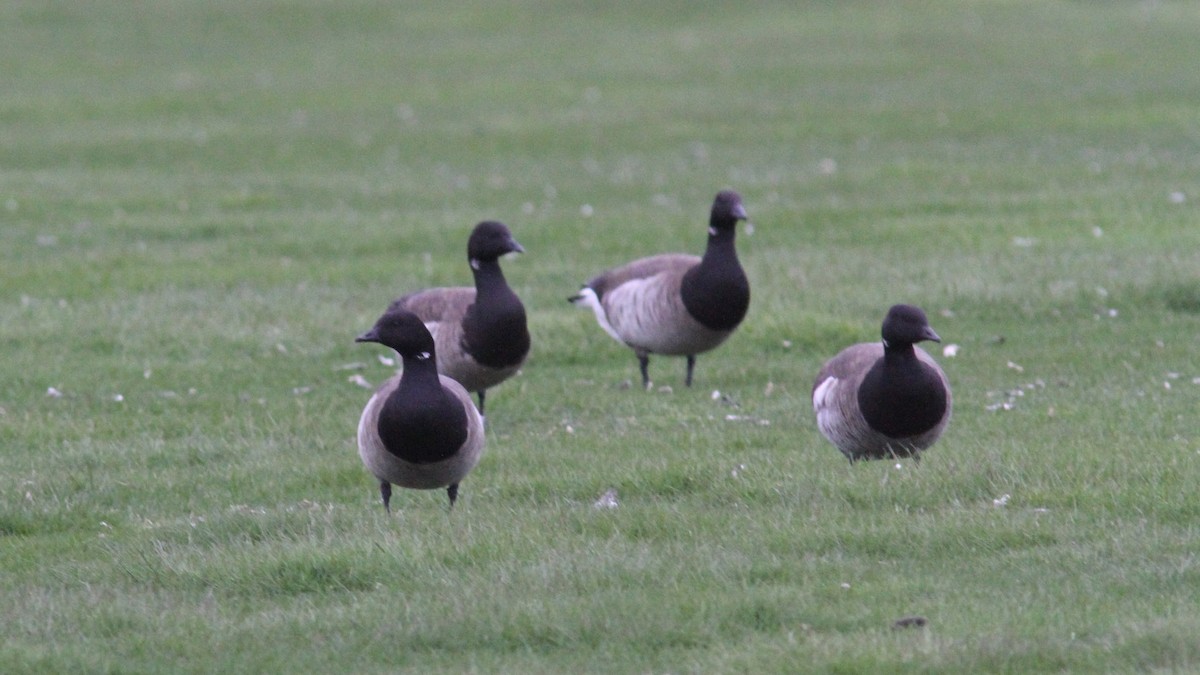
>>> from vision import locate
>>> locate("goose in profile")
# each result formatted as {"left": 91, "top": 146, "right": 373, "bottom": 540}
{"left": 812, "top": 304, "right": 951, "bottom": 463}
{"left": 356, "top": 308, "right": 485, "bottom": 511}
{"left": 388, "top": 220, "right": 529, "bottom": 416}
{"left": 569, "top": 190, "right": 750, "bottom": 389}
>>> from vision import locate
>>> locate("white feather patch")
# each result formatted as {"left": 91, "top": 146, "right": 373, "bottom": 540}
{"left": 571, "top": 287, "right": 625, "bottom": 344}
{"left": 812, "top": 375, "right": 844, "bottom": 440}
{"left": 812, "top": 376, "right": 837, "bottom": 413}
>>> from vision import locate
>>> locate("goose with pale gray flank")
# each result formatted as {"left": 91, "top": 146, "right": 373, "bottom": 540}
{"left": 388, "top": 220, "right": 529, "bottom": 416}
{"left": 812, "top": 304, "right": 951, "bottom": 463}
{"left": 356, "top": 308, "right": 485, "bottom": 511}
{"left": 570, "top": 190, "right": 750, "bottom": 389}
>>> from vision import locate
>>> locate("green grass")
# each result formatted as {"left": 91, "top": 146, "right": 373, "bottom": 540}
{"left": 4, "top": 0, "right": 1200, "bottom": 671}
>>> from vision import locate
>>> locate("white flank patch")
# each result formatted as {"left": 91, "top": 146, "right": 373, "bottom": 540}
{"left": 570, "top": 287, "right": 624, "bottom": 344}
{"left": 812, "top": 376, "right": 837, "bottom": 413}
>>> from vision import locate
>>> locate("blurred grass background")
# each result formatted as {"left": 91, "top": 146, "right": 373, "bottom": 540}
{"left": 3, "top": 1, "right": 1200, "bottom": 672}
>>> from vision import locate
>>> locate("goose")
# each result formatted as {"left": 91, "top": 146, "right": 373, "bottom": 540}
{"left": 569, "top": 190, "right": 750, "bottom": 389}
{"left": 812, "top": 304, "right": 951, "bottom": 463}
{"left": 388, "top": 220, "right": 529, "bottom": 416}
{"left": 355, "top": 307, "right": 485, "bottom": 511}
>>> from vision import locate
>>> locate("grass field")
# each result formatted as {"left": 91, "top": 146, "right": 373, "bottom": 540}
{"left": 4, "top": 0, "right": 1200, "bottom": 672}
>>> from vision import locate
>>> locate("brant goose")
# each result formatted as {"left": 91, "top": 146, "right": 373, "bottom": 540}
{"left": 570, "top": 190, "right": 750, "bottom": 389}
{"left": 812, "top": 304, "right": 951, "bottom": 463}
{"left": 356, "top": 308, "right": 485, "bottom": 511}
{"left": 388, "top": 220, "right": 529, "bottom": 416}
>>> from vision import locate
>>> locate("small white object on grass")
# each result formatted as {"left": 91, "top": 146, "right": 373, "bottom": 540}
{"left": 593, "top": 488, "right": 618, "bottom": 509}
{"left": 942, "top": 343, "right": 960, "bottom": 357}
{"left": 347, "top": 374, "right": 372, "bottom": 389}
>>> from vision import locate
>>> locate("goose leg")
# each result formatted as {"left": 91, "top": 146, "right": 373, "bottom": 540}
{"left": 379, "top": 481, "right": 393, "bottom": 513}
{"left": 476, "top": 390, "right": 486, "bottom": 417}
{"left": 446, "top": 483, "right": 460, "bottom": 509}
{"left": 685, "top": 355, "right": 696, "bottom": 387}
{"left": 637, "top": 354, "right": 651, "bottom": 390}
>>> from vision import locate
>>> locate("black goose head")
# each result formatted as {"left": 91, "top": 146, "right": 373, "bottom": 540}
{"left": 880, "top": 304, "right": 941, "bottom": 349}
{"left": 356, "top": 308, "right": 437, "bottom": 363}
{"left": 467, "top": 220, "right": 524, "bottom": 269}
{"left": 709, "top": 190, "right": 748, "bottom": 233}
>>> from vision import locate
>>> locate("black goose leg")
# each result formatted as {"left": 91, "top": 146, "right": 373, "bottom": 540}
{"left": 638, "top": 354, "right": 651, "bottom": 390}
{"left": 380, "top": 481, "right": 393, "bottom": 513}
{"left": 477, "top": 390, "right": 486, "bottom": 417}
{"left": 685, "top": 355, "right": 696, "bottom": 387}
{"left": 446, "top": 483, "right": 459, "bottom": 509}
